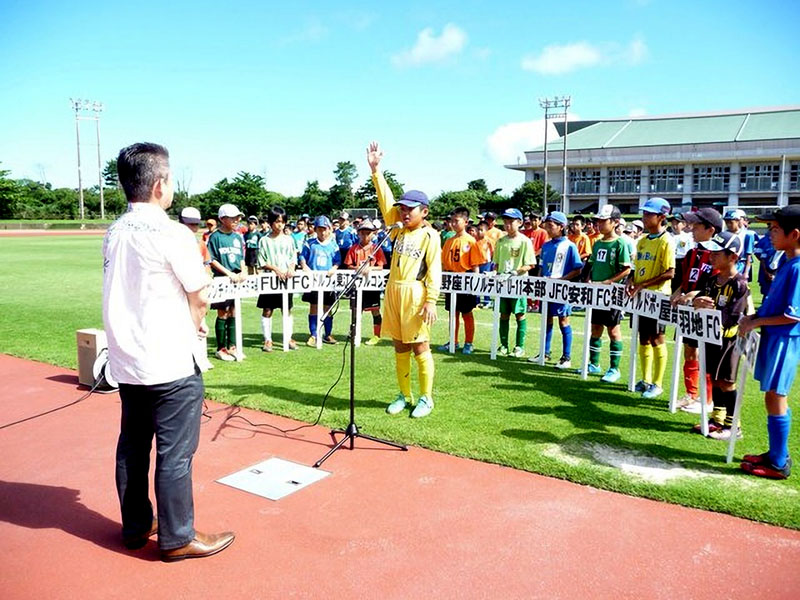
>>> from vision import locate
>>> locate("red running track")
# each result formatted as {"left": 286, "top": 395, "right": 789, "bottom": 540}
{"left": 1, "top": 354, "right": 799, "bottom": 599}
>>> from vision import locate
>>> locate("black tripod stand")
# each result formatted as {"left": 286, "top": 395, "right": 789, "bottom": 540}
{"left": 314, "top": 244, "right": 407, "bottom": 468}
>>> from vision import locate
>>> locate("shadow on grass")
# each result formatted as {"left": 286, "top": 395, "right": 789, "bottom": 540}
{"left": 204, "top": 382, "right": 387, "bottom": 413}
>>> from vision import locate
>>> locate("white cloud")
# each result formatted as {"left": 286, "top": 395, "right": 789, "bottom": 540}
{"left": 486, "top": 115, "right": 581, "bottom": 165}
{"left": 521, "top": 35, "right": 648, "bottom": 75}
{"left": 391, "top": 23, "right": 467, "bottom": 68}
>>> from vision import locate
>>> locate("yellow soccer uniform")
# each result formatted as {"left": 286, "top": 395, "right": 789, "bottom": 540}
{"left": 442, "top": 233, "right": 486, "bottom": 273}
{"left": 373, "top": 172, "right": 442, "bottom": 344}
{"left": 634, "top": 231, "right": 676, "bottom": 294}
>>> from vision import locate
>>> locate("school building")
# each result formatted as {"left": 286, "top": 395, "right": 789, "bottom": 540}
{"left": 506, "top": 106, "right": 800, "bottom": 215}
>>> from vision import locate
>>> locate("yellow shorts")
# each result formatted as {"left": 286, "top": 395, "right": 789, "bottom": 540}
{"left": 382, "top": 280, "right": 429, "bottom": 344}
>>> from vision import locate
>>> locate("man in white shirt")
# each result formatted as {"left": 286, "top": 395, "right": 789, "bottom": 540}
{"left": 103, "top": 143, "right": 234, "bottom": 562}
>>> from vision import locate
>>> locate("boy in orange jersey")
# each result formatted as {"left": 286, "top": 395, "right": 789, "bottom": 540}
{"left": 438, "top": 206, "right": 487, "bottom": 354}
{"left": 568, "top": 215, "right": 593, "bottom": 262}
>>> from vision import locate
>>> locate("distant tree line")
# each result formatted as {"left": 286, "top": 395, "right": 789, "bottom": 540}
{"left": 0, "top": 159, "right": 559, "bottom": 222}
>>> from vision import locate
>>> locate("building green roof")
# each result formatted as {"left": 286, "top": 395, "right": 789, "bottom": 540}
{"left": 538, "top": 108, "right": 800, "bottom": 152}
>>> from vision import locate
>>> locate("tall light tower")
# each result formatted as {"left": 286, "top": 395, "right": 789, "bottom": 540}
{"left": 539, "top": 96, "right": 571, "bottom": 214}
{"left": 70, "top": 98, "right": 105, "bottom": 220}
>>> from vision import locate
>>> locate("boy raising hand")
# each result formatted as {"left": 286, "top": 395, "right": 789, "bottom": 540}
{"left": 368, "top": 141, "right": 442, "bottom": 418}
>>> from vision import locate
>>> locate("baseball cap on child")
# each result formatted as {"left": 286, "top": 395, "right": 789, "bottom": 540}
{"left": 702, "top": 230, "right": 743, "bottom": 254}
{"left": 395, "top": 190, "right": 429, "bottom": 208}
{"left": 313, "top": 215, "right": 332, "bottom": 229}
{"left": 544, "top": 211, "right": 568, "bottom": 226}
{"left": 593, "top": 205, "right": 621, "bottom": 220}
{"left": 684, "top": 208, "right": 724, "bottom": 231}
{"left": 723, "top": 208, "right": 746, "bottom": 220}
{"left": 502, "top": 208, "right": 524, "bottom": 220}
{"left": 218, "top": 204, "right": 243, "bottom": 219}
{"left": 641, "top": 197, "right": 671, "bottom": 215}
{"left": 179, "top": 207, "right": 202, "bottom": 224}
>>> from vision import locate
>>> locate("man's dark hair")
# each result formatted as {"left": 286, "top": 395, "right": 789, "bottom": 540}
{"left": 267, "top": 205, "right": 286, "bottom": 225}
{"left": 452, "top": 206, "right": 470, "bottom": 220}
{"left": 117, "top": 142, "right": 170, "bottom": 203}
{"left": 775, "top": 216, "right": 800, "bottom": 237}
{"left": 571, "top": 215, "right": 585, "bottom": 225}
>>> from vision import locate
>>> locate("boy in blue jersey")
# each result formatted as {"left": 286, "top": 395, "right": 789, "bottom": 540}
{"left": 300, "top": 216, "right": 341, "bottom": 346}
{"left": 738, "top": 206, "right": 800, "bottom": 479}
{"left": 530, "top": 211, "right": 584, "bottom": 369}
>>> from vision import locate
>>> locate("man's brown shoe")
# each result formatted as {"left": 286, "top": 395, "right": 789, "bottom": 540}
{"left": 160, "top": 531, "right": 235, "bottom": 562}
{"left": 122, "top": 518, "right": 158, "bottom": 550}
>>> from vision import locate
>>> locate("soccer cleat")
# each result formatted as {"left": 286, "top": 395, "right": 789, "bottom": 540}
{"left": 677, "top": 394, "right": 697, "bottom": 409}
{"left": 528, "top": 353, "right": 551, "bottom": 363}
{"left": 512, "top": 346, "right": 525, "bottom": 358}
{"left": 601, "top": 367, "right": 621, "bottom": 383}
{"left": 498, "top": 346, "right": 509, "bottom": 356}
{"left": 364, "top": 335, "right": 381, "bottom": 346}
{"left": 262, "top": 341, "right": 273, "bottom": 353}
{"left": 680, "top": 400, "right": 713, "bottom": 414}
{"left": 741, "top": 456, "right": 792, "bottom": 480}
{"left": 587, "top": 363, "right": 603, "bottom": 375}
{"left": 708, "top": 427, "right": 743, "bottom": 441}
{"left": 386, "top": 394, "right": 410, "bottom": 415}
{"left": 742, "top": 452, "right": 771, "bottom": 465}
{"left": 642, "top": 384, "right": 663, "bottom": 399}
{"left": 228, "top": 346, "right": 245, "bottom": 361}
{"left": 438, "top": 342, "right": 460, "bottom": 352}
{"left": 323, "top": 335, "right": 338, "bottom": 345}
{"left": 634, "top": 380, "right": 649, "bottom": 393}
{"left": 215, "top": 349, "right": 235, "bottom": 362}
{"left": 691, "top": 419, "right": 723, "bottom": 435}
{"left": 306, "top": 336, "right": 317, "bottom": 347}
{"left": 462, "top": 343, "right": 474, "bottom": 355}
{"left": 411, "top": 396, "right": 434, "bottom": 418}
{"left": 554, "top": 356, "right": 572, "bottom": 370}
{"left": 287, "top": 339, "right": 298, "bottom": 350}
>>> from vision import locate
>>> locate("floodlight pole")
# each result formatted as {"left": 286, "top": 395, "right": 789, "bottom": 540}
{"left": 539, "top": 96, "right": 571, "bottom": 213}
{"left": 70, "top": 98, "right": 105, "bottom": 220}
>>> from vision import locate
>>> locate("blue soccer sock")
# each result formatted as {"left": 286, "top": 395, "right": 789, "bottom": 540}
{"left": 308, "top": 315, "right": 317, "bottom": 337}
{"left": 768, "top": 409, "right": 792, "bottom": 468}
{"left": 323, "top": 315, "right": 333, "bottom": 337}
{"left": 545, "top": 323, "right": 554, "bottom": 356}
{"left": 560, "top": 325, "right": 573, "bottom": 359}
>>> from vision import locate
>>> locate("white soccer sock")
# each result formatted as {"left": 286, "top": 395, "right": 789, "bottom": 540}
{"left": 261, "top": 316, "right": 272, "bottom": 342}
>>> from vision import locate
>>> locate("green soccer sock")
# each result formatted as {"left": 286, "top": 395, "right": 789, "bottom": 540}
{"left": 589, "top": 337, "right": 602, "bottom": 366}
{"left": 225, "top": 317, "right": 237, "bottom": 348}
{"left": 499, "top": 319, "right": 510, "bottom": 347}
{"left": 215, "top": 318, "right": 227, "bottom": 350}
{"left": 609, "top": 340, "right": 623, "bottom": 369}
{"left": 515, "top": 317, "right": 527, "bottom": 348}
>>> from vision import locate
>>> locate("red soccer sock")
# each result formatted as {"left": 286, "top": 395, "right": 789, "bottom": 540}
{"left": 684, "top": 360, "right": 699, "bottom": 398}
{"left": 463, "top": 312, "right": 475, "bottom": 344}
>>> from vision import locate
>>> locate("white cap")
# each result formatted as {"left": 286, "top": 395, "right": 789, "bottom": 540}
{"left": 218, "top": 203, "right": 243, "bottom": 219}
{"left": 180, "top": 207, "right": 202, "bottom": 224}
{"left": 372, "top": 218, "right": 382, "bottom": 229}
{"left": 632, "top": 219, "right": 644, "bottom": 230}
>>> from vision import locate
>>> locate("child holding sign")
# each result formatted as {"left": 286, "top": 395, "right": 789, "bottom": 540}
{"left": 626, "top": 198, "right": 676, "bottom": 399}
{"left": 738, "top": 206, "right": 800, "bottom": 479}
{"left": 586, "top": 205, "right": 631, "bottom": 382}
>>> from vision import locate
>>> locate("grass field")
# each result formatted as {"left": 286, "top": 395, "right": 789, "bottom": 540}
{"left": 1, "top": 234, "right": 799, "bottom": 529}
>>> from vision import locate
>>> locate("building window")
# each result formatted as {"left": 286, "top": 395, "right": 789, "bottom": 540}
{"left": 740, "top": 163, "right": 780, "bottom": 192}
{"left": 569, "top": 169, "right": 600, "bottom": 194}
{"left": 693, "top": 165, "right": 730, "bottom": 192}
{"left": 608, "top": 168, "right": 641, "bottom": 194}
{"left": 650, "top": 166, "right": 684, "bottom": 193}
{"left": 790, "top": 164, "right": 799, "bottom": 191}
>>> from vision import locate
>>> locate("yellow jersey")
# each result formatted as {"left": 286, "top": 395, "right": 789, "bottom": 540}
{"left": 372, "top": 172, "right": 441, "bottom": 303}
{"left": 634, "top": 231, "right": 676, "bottom": 294}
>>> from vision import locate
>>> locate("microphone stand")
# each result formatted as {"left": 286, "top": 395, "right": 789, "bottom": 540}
{"left": 314, "top": 231, "right": 407, "bottom": 468}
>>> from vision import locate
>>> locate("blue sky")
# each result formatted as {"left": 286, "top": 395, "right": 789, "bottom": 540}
{"left": 1, "top": 0, "right": 798, "bottom": 198}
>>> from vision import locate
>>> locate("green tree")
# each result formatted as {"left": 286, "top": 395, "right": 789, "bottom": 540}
{"left": 329, "top": 161, "right": 358, "bottom": 214}
{"left": 102, "top": 159, "right": 119, "bottom": 188}
{"left": 190, "top": 172, "right": 271, "bottom": 219}
{"left": 429, "top": 190, "right": 481, "bottom": 220}
{"left": 508, "top": 180, "right": 559, "bottom": 215}
{"left": 467, "top": 179, "right": 488, "bottom": 193}
{"left": 354, "top": 171, "right": 404, "bottom": 208}
{"left": 0, "top": 166, "right": 21, "bottom": 219}
{"left": 298, "top": 180, "right": 331, "bottom": 217}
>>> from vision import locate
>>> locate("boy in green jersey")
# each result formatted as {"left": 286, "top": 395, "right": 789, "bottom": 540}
{"left": 257, "top": 206, "right": 298, "bottom": 352}
{"left": 586, "top": 205, "right": 632, "bottom": 382}
{"left": 493, "top": 208, "right": 536, "bottom": 357}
